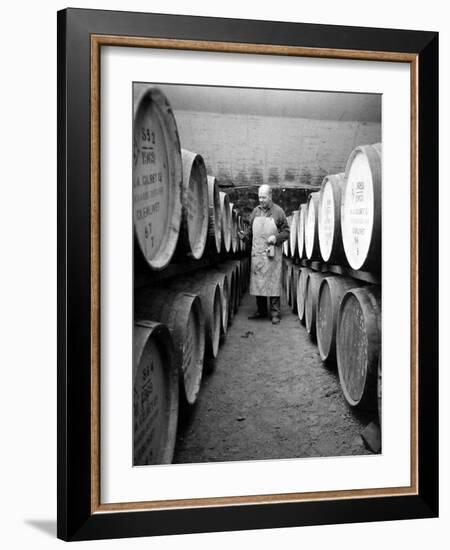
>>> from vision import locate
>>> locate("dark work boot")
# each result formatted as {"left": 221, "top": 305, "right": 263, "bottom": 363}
{"left": 248, "top": 311, "right": 267, "bottom": 320}
{"left": 248, "top": 296, "right": 268, "bottom": 320}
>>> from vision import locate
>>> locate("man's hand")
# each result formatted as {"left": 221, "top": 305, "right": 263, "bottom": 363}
{"left": 267, "top": 235, "right": 276, "bottom": 245}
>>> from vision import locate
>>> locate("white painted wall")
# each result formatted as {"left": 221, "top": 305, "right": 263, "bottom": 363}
{"left": 174, "top": 109, "right": 381, "bottom": 186}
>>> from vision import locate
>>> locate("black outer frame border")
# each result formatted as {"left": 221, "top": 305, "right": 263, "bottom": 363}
{"left": 57, "top": 8, "right": 439, "bottom": 542}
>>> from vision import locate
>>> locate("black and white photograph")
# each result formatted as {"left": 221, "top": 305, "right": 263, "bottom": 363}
{"left": 132, "top": 82, "right": 382, "bottom": 467}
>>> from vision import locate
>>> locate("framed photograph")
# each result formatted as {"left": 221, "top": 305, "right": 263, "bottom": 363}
{"left": 57, "top": 8, "right": 438, "bottom": 541}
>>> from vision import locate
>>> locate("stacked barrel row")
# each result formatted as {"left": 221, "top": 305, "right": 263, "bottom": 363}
{"left": 133, "top": 87, "right": 249, "bottom": 274}
{"left": 133, "top": 87, "right": 253, "bottom": 466}
{"left": 282, "top": 142, "right": 382, "bottom": 422}
{"left": 284, "top": 143, "right": 381, "bottom": 274}
{"left": 134, "top": 258, "right": 251, "bottom": 466}
{"left": 283, "top": 260, "right": 381, "bottom": 419}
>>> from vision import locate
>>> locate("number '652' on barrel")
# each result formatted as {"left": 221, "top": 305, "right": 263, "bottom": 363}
{"left": 133, "top": 88, "right": 183, "bottom": 271}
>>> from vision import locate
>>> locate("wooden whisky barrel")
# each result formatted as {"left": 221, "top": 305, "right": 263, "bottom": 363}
{"left": 219, "top": 192, "right": 232, "bottom": 253}
{"left": 133, "top": 88, "right": 182, "bottom": 271}
{"left": 372, "top": 142, "right": 382, "bottom": 157}
{"left": 304, "top": 272, "right": 327, "bottom": 338}
{"left": 297, "top": 267, "right": 312, "bottom": 323}
{"left": 227, "top": 263, "right": 239, "bottom": 316}
{"left": 284, "top": 215, "right": 293, "bottom": 257}
{"left": 229, "top": 203, "right": 238, "bottom": 254}
{"left": 221, "top": 260, "right": 240, "bottom": 311}
{"left": 291, "top": 266, "right": 301, "bottom": 314}
{"left": 341, "top": 143, "right": 382, "bottom": 272}
{"left": 318, "top": 173, "right": 345, "bottom": 264}
{"left": 135, "top": 287, "right": 205, "bottom": 406}
{"left": 211, "top": 264, "right": 236, "bottom": 322}
{"left": 281, "top": 256, "right": 287, "bottom": 294}
{"left": 206, "top": 175, "right": 222, "bottom": 254}
{"left": 316, "top": 276, "right": 363, "bottom": 363}
{"left": 289, "top": 210, "right": 299, "bottom": 259}
{"left": 167, "top": 279, "right": 222, "bottom": 359}
{"left": 297, "top": 204, "right": 307, "bottom": 259}
{"left": 133, "top": 320, "right": 178, "bottom": 465}
{"left": 284, "top": 260, "right": 293, "bottom": 305}
{"left": 240, "top": 257, "right": 249, "bottom": 294}
{"left": 229, "top": 259, "right": 243, "bottom": 306}
{"left": 196, "top": 270, "right": 229, "bottom": 335}
{"left": 336, "top": 285, "right": 381, "bottom": 408}
{"left": 175, "top": 149, "right": 209, "bottom": 260}
{"left": 305, "top": 192, "right": 321, "bottom": 260}
{"left": 377, "top": 355, "right": 382, "bottom": 425}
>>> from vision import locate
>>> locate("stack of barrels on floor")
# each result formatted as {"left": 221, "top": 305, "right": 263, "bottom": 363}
{"left": 133, "top": 87, "right": 251, "bottom": 465}
{"left": 282, "top": 143, "right": 382, "bottom": 422}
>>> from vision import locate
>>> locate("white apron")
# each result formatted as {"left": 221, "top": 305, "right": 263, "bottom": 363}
{"left": 249, "top": 215, "right": 283, "bottom": 297}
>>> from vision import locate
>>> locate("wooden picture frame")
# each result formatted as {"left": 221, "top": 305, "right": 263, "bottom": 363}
{"left": 57, "top": 8, "right": 438, "bottom": 541}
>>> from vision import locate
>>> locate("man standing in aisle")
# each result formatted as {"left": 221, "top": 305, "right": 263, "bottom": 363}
{"left": 239, "top": 184, "right": 289, "bottom": 324}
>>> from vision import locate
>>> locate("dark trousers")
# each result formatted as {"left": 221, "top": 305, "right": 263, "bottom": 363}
{"left": 256, "top": 296, "right": 281, "bottom": 318}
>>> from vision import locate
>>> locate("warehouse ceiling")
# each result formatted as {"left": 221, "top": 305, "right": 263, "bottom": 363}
{"left": 140, "top": 83, "right": 381, "bottom": 122}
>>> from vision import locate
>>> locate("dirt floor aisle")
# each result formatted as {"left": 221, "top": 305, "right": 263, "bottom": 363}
{"left": 173, "top": 291, "right": 373, "bottom": 464}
